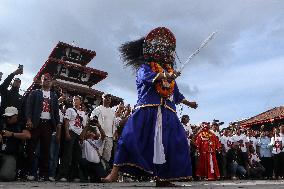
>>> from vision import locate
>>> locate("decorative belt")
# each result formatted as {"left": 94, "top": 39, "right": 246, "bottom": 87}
{"left": 135, "top": 104, "right": 176, "bottom": 113}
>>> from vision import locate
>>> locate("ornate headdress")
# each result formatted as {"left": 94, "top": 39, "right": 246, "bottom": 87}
{"left": 143, "top": 27, "right": 176, "bottom": 64}
{"left": 119, "top": 27, "right": 176, "bottom": 70}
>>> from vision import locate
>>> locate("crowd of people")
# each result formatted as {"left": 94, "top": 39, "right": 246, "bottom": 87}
{"left": 0, "top": 26, "right": 283, "bottom": 185}
{"left": 0, "top": 67, "right": 283, "bottom": 184}
{"left": 181, "top": 115, "right": 284, "bottom": 181}
{"left": 0, "top": 68, "right": 132, "bottom": 182}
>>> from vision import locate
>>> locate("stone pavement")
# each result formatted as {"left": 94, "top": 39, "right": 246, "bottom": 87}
{"left": 1, "top": 180, "right": 284, "bottom": 189}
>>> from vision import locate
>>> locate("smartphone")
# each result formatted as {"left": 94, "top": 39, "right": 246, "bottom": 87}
{"left": 18, "top": 64, "right": 23, "bottom": 70}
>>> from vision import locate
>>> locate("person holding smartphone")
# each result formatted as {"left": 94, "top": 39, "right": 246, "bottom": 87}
{"left": 0, "top": 66, "right": 24, "bottom": 124}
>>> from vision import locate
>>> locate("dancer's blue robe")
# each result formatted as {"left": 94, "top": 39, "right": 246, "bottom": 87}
{"left": 114, "top": 63, "right": 192, "bottom": 180}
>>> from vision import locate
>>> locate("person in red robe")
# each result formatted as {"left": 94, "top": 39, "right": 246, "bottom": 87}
{"left": 195, "top": 122, "right": 221, "bottom": 180}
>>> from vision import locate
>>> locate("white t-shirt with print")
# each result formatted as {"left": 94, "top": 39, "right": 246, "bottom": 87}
{"left": 233, "top": 134, "right": 248, "bottom": 152}
{"left": 247, "top": 136, "right": 258, "bottom": 151}
{"left": 220, "top": 135, "right": 233, "bottom": 152}
{"left": 91, "top": 105, "right": 116, "bottom": 137}
{"left": 270, "top": 136, "right": 283, "bottom": 154}
{"left": 65, "top": 108, "right": 87, "bottom": 135}
{"left": 249, "top": 153, "right": 261, "bottom": 165}
{"left": 183, "top": 123, "right": 193, "bottom": 145}
{"left": 40, "top": 90, "right": 51, "bottom": 120}
{"left": 81, "top": 139, "right": 103, "bottom": 163}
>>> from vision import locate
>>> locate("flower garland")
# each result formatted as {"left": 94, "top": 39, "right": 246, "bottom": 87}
{"left": 150, "top": 62, "right": 175, "bottom": 98}
{"left": 201, "top": 131, "right": 212, "bottom": 139}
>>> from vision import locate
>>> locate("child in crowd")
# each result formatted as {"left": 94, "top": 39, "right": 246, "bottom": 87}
{"left": 79, "top": 120, "right": 108, "bottom": 182}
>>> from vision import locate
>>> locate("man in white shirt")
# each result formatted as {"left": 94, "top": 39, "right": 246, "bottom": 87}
{"left": 233, "top": 129, "right": 249, "bottom": 153}
{"left": 91, "top": 94, "right": 116, "bottom": 163}
{"left": 246, "top": 129, "right": 258, "bottom": 151}
{"left": 181, "top": 115, "right": 193, "bottom": 148}
{"left": 57, "top": 95, "right": 87, "bottom": 182}
{"left": 232, "top": 128, "right": 249, "bottom": 173}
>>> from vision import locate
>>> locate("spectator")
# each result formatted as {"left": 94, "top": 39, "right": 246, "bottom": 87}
{"left": 227, "top": 142, "right": 247, "bottom": 179}
{"left": 79, "top": 123, "right": 108, "bottom": 182}
{"left": 279, "top": 125, "right": 284, "bottom": 178}
{"left": 112, "top": 103, "right": 131, "bottom": 158}
{"left": 211, "top": 121, "right": 224, "bottom": 179}
{"left": 257, "top": 131, "right": 273, "bottom": 179}
{"left": 232, "top": 129, "right": 249, "bottom": 173}
{"left": 48, "top": 101, "right": 65, "bottom": 181}
{"left": 220, "top": 129, "right": 233, "bottom": 179}
{"left": 181, "top": 115, "right": 193, "bottom": 148}
{"left": 247, "top": 145, "right": 265, "bottom": 179}
{"left": 90, "top": 94, "right": 116, "bottom": 164}
{"left": 25, "top": 73, "right": 60, "bottom": 181}
{"left": 57, "top": 95, "right": 87, "bottom": 182}
{"left": 269, "top": 128, "right": 282, "bottom": 179}
{"left": 247, "top": 129, "right": 258, "bottom": 151}
{"left": 195, "top": 123, "right": 221, "bottom": 181}
{"left": 0, "top": 68, "right": 23, "bottom": 122}
{"left": 0, "top": 107, "right": 31, "bottom": 181}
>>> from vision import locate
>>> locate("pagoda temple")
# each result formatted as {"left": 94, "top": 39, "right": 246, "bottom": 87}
{"left": 238, "top": 106, "right": 284, "bottom": 130}
{"left": 25, "top": 42, "right": 123, "bottom": 108}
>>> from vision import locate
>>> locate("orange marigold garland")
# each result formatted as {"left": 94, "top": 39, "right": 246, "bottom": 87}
{"left": 150, "top": 62, "right": 175, "bottom": 98}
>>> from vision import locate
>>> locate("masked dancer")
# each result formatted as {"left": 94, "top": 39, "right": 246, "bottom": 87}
{"left": 102, "top": 27, "right": 198, "bottom": 187}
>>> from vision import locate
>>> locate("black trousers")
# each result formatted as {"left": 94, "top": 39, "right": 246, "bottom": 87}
{"left": 27, "top": 120, "right": 52, "bottom": 177}
{"left": 273, "top": 154, "right": 281, "bottom": 177}
{"left": 260, "top": 157, "right": 273, "bottom": 178}
{"left": 57, "top": 131, "right": 82, "bottom": 180}
{"left": 279, "top": 152, "right": 284, "bottom": 177}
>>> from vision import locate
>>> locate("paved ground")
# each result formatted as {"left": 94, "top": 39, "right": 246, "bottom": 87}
{"left": 1, "top": 180, "right": 284, "bottom": 189}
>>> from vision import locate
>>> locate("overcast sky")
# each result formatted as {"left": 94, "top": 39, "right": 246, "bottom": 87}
{"left": 0, "top": 0, "right": 283, "bottom": 126}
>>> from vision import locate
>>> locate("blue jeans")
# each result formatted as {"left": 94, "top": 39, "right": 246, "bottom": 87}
{"left": 49, "top": 133, "right": 60, "bottom": 177}
{"left": 230, "top": 162, "right": 246, "bottom": 177}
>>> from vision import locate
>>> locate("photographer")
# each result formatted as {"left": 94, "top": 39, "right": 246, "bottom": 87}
{"left": 79, "top": 119, "right": 108, "bottom": 182}
{"left": 0, "top": 107, "right": 31, "bottom": 181}
{"left": 0, "top": 67, "right": 23, "bottom": 123}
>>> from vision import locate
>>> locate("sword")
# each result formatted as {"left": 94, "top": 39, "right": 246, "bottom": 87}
{"left": 178, "top": 31, "right": 217, "bottom": 72}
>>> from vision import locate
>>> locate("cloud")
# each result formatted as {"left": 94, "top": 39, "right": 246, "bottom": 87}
{"left": 0, "top": 0, "right": 283, "bottom": 125}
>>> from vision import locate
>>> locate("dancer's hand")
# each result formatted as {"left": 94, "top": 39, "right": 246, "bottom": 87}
{"left": 189, "top": 102, "right": 198, "bottom": 109}
{"left": 14, "top": 67, "right": 23, "bottom": 75}
{"left": 181, "top": 99, "right": 198, "bottom": 109}
{"left": 169, "top": 71, "right": 181, "bottom": 80}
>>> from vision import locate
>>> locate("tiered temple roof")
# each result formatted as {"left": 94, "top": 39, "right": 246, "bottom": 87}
{"left": 25, "top": 41, "right": 123, "bottom": 107}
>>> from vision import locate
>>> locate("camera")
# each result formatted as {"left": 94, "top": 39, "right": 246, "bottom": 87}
{"left": 89, "top": 115, "right": 99, "bottom": 126}
{"left": 1, "top": 130, "right": 6, "bottom": 135}
{"left": 18, "top": 64, "right": 23, "bottom": 70}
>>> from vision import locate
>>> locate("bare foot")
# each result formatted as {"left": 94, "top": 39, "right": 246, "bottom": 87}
{"left": 101, "top": 173, "right": 118, "bottom": 183}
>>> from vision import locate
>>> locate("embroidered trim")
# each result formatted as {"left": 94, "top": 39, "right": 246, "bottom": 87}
{"left": 113, "top": 163, "right": 192, "bottom": 181}
{"left": 135, "top": 104, "right": 176, "bottom": 113}
{"left": 154, "top": 176, "right": 192, "bottom": 182}
{"left": 113, "top": 163, "right": 153, "bottom": 174}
